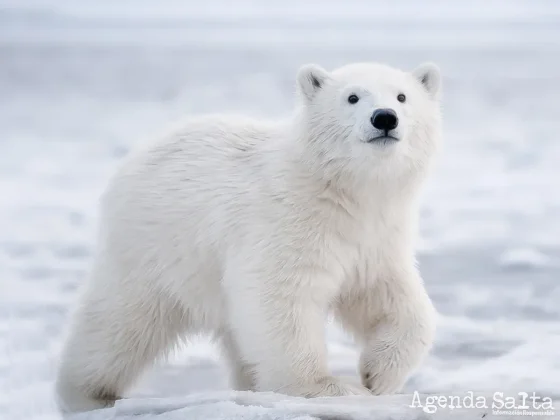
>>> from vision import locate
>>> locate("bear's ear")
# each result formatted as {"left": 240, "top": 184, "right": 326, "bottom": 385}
{"left": 412, "top": 62, "right": 441, "bottom": 99}
{"left": 297, "top": 64, "right": 331, "bottom": 101}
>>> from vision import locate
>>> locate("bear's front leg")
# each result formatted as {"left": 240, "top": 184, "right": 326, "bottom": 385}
{"left": 335, "top": 268, "right": 436, "bottom": 395}
{"left": 222, "top": 254, "right": 372, "bottom": 398}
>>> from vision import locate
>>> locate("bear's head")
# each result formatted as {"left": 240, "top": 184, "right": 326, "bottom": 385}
{"left": 295, "top": 62, "right": 442, "bottom": 189}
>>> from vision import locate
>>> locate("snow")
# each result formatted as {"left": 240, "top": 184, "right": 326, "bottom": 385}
{"left": 1, "top": 0, "right": 560, "bottom": 419}
{"left": 499, "top": 247, "right": 551, "bottom": 269}
{"left": 66, "top": 392, "right": 494, "bottom": 420}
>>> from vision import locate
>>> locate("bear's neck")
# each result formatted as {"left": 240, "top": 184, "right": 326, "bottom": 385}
{"left": 269, "top": 126, "right": 425, "bottom": 215}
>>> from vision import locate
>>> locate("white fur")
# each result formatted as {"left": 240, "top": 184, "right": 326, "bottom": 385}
{"left": 55, "top": 62, "right": 442, "bottom": 412}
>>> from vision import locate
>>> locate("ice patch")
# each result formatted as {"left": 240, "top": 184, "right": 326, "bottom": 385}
{"left": 67, "top": 392, "right": 492, "bottom": 420}
{"left": 499, "top": 247, "right": 550, "bottom": 270}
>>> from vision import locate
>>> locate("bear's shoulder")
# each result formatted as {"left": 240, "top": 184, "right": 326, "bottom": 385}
{"left": 157, "top": 113, "right": 286, "bottom": 155}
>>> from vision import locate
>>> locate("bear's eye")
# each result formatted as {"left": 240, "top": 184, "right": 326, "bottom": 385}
{"left": 397, "top": 93, "right": 406, "bottom": 103}
{"left": 347, "top": 94, "right": 359, "bottom": 104}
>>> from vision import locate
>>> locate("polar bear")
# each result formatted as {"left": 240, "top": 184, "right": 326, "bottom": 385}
{"left": 55, "top": 61, "right": 442, "bottom": 412}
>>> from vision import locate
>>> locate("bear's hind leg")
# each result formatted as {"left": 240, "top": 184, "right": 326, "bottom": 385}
{"left": 217, "top": 329, "right": 256, "bottom": 391}
{"left": 55, "top": 280, "right": 188, "bottom": 413}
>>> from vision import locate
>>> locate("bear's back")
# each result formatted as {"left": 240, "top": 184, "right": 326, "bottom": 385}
{"left": 107, "top": 114, "right": 280, "bottom": 193}
{"left": 96, "top": 114, "right": 284, "bottom": 258}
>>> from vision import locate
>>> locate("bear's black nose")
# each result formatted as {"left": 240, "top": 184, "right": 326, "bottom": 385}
{"left": 371, "top": 108, "right": 399, "bottom": 131}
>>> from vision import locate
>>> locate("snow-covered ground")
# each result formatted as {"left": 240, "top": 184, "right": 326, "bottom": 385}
{"left": 1, "top": 1, "right": 560, "bottom": 419}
